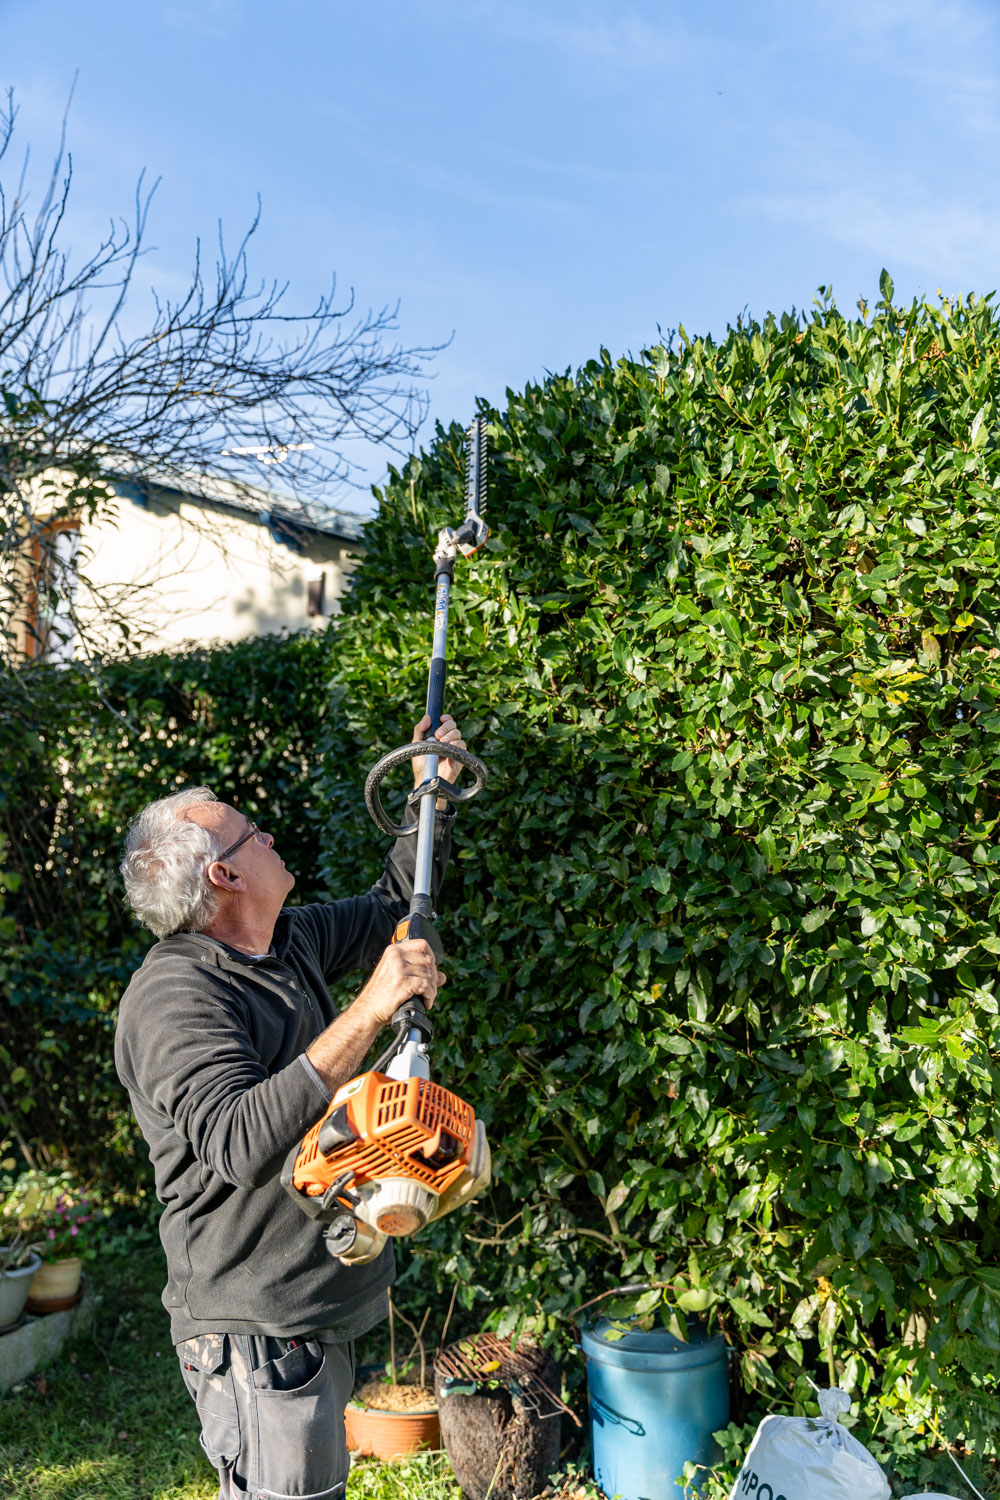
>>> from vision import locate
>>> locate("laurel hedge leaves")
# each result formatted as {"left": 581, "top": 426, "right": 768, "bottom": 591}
{"left": 315, "top": 280, "right": 1000, "bottom": 1450}
{"left": 5, "top": 277, "right": 1000, "bottom": 1456}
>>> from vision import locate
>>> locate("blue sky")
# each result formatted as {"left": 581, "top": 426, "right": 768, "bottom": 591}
{"left": 3, "top": 0, "right": 1000, "bottom": 512}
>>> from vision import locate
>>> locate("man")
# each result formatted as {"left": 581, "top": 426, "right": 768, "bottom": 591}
{"left": 114, "top": 713, "right": 467, "bottom": 1500}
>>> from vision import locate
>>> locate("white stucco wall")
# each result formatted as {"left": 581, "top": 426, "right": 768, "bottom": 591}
{"left": 67, "top": 485, "right": 362, "bottom": 655}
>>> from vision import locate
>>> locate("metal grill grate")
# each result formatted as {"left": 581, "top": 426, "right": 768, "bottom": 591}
{"left": 376, "top": 1081, "right": 409, "bottom": 1128}
{"left": 416, "top": 1079, "right": 474, "bottom": 1135}
{"left": 434, "top": 1331, "right": 579, "bottom": 1425}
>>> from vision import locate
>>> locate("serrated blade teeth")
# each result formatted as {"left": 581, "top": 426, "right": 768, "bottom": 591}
{"left": 465, "top": 417, "right": 487, "bottom": 511}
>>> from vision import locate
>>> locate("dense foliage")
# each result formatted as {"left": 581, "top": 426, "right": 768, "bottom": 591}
{"left": 315, "top": 277, "right": 1000, "bottom": 1458}
{"left": 6, "top": 276, "right": 1000, "bottom": 1478}
{"left": 0, "top": 632, "right": 333, "bottom": 1189}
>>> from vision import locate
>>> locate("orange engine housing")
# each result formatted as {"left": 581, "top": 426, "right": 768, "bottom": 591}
{"left": 292, "top": 1070, "right": 478, "bottom": 1202}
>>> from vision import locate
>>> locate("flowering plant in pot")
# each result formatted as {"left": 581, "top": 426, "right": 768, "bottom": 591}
{"left": 1, "top": 1170, "right": 99, "bottom": 1313}
{"left": 26, "top": 1190, "right": 94, "bottom": 1309}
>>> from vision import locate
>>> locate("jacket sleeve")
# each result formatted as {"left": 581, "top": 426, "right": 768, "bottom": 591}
{"left": 115, "top": 973, "right": 329, "bottom": 1190}
{"left": 294, "top": 806, "right": 455, "bottom": 982}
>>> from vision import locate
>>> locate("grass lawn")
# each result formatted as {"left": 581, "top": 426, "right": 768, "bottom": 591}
{"left": 0, "top": 1246, "right": 462, "bottom": 1500}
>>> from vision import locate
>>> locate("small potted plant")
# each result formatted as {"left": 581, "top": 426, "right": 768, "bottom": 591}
{"left": 1, "top": 1171, "right": 96, "bottom": 1315}
{"left": 26, "top": 1190, "right": 93, "bottom": 1312}
{"left": 0, "top": 1233, "right": 43, "bottom": 1333}
{"left": 345, "top": 1293, "right": 440, "bottom": 1460}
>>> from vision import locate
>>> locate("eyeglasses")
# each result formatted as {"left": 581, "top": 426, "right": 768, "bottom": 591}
{"left": 215, "top": 821, "right": 268, "bottom": 865}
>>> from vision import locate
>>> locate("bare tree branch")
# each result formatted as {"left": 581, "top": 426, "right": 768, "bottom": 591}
{"left": 0, "top": 90, "right": 438, "bottom": 660}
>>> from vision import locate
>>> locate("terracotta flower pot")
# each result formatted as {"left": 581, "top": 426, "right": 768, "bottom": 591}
{"left": 344, "top": 1401, "right": 440, "bottom": 1460}
{"left": 27, "top": 1255, "right": 83, "bottom": 1314}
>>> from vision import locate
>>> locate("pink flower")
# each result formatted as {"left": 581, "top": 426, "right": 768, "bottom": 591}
{"left": 70, "top": 1226, "right": 79, "bottom": 1236}
{"left": 47, "top": 1228, "right": 55, "bottom": 1240}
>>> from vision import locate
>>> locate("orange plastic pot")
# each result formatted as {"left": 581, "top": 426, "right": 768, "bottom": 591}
{"left": 344, "top": 1401, "right": 440, "bottom": 1460}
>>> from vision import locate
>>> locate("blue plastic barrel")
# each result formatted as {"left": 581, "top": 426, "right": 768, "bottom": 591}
{"left": 581, "top": 1318, "right": 730, "bottom": 1500}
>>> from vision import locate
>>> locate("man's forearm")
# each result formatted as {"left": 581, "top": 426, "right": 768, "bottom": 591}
{"left": 305, "top": 938, "right": 444, "bottom": 1093}
{"left": 305, "top": 1001, "right": 384, "bottom": 1094}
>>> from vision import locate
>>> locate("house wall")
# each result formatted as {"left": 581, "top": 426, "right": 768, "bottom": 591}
{"left": 68, "top": 485, "right": 362, "bottom": 656}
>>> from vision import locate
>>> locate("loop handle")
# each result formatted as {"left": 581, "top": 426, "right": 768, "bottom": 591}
{"left": 364, "top": 740, "right": 488, "bottom": 837}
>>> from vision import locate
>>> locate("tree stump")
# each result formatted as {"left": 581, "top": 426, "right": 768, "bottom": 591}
{"left": 433, "top": 1353, "right": 563, "bottom": 1500}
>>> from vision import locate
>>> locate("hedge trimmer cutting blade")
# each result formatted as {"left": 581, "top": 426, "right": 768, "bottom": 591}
{"left": 282, "top": 419, "right": 492, "bottom": 1263}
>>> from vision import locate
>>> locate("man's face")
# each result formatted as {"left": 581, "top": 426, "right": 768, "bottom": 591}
{"left": 184, "top": 802, "right": 296, "bottom": 912}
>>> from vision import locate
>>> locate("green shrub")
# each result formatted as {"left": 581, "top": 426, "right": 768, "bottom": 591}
{"left": 1, "top": 631, "right": 336, "bottom": 1190}
{"left": 316, "top": 277, "right": 1000, "bottom": 1456}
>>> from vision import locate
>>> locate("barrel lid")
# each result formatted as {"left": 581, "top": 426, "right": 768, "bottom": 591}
{"left": 581, "top": 1316, "right": 723, "bottom": 1355}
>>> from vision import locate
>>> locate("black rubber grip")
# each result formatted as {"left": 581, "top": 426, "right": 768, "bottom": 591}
{"left": 426, "top": 658, "right": 447, "bottom": 726}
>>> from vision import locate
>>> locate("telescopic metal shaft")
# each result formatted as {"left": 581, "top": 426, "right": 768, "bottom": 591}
{"left": 411, "top": 567, "right": 451, "bottom": 912}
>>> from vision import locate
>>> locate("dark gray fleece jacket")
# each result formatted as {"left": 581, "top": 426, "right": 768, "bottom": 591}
{"left": 114, "top": 812, "right": 453, "bottom": 1345}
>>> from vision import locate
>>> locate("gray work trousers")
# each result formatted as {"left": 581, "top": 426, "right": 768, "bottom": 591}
{"left": 177, "top": 1332, "right": 355, "bottom": 1500}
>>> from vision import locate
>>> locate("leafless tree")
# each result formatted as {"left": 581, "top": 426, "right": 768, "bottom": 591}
{"left": 0, "top": 87, "right": 436, "bottom": 660}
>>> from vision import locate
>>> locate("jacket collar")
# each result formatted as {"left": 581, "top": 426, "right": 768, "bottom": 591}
{"left": 148, "top": 910, "right": 294, "bottom": 970}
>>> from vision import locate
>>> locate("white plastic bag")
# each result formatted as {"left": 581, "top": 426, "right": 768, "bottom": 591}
{"left": 729, "top": 1388, "right": 890, "bottom": 1500}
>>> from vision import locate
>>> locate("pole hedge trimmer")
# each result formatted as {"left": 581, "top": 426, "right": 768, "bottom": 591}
{"left": 282, "top": 419, "right": 492, "bottom": 1264}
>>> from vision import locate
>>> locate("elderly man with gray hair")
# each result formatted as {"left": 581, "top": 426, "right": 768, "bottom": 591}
{"left": 114, "top": 713, "right": 467, "bottom": 1500}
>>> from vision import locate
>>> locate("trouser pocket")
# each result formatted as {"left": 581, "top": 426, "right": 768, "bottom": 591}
{"left": 177, "top": 1333, "right": 241, "bottom": 1469}
{"left": 233, "top": 1334, "right": 354, "bottom": 1499}
{"left": 252, "top": 1338, "right": 324, "bottom": 1394}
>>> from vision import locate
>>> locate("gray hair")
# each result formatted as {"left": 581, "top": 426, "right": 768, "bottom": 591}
{"left": 121, "top": 787, "right": 222, "bottom": 939}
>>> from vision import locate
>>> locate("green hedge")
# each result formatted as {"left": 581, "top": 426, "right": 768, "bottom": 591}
{"left": 0, "top": 632, "right": 335, "bottom": 1189}
{"left": 315, "top": 279, "right": 1000, "bottom": 1454}
{"left": 4, "top": 275, "right": 1000, "bottom": 1465}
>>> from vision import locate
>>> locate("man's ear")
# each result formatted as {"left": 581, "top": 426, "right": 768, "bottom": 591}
{"left": 206, "top": 861, "right": 247, "bottom": 893}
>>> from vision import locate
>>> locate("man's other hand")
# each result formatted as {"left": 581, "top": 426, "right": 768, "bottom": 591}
{"left": 411, "top": 713, "right": 467, "bottom": 791}
{"left": 353, "top": 938, "right": 445, "bottom": 1028}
